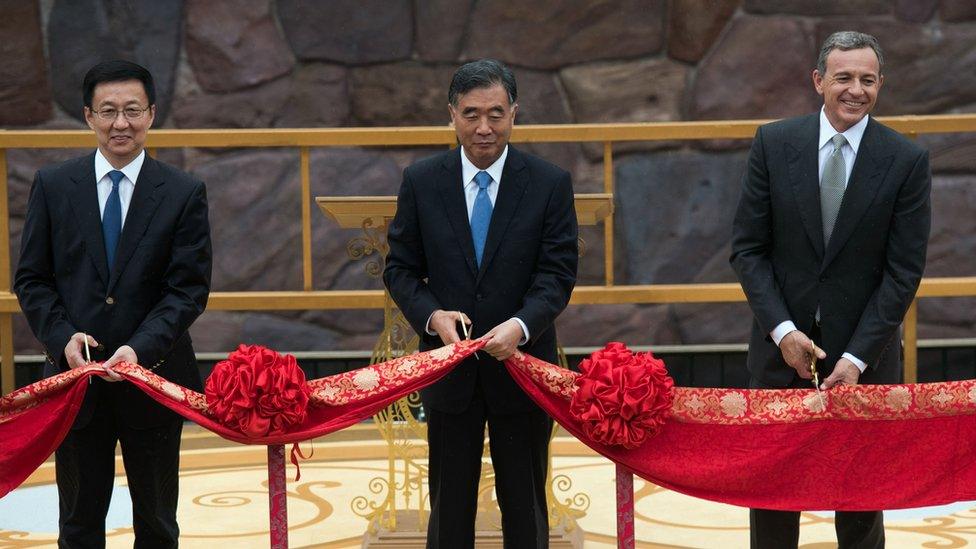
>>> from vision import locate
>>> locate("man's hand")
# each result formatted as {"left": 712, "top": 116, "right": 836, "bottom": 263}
{"left": 479, "top": 319, "right": 523, "bottom": 361}
{"left": 64, "top": 332, "right": 98, "bottom": 370}
{"left": 101, "top": 345, "right": 138, "bottom": 382}
{"left": 779, "top": 330, "right": 826, "bottom": 380}
{"left": 429, "top": 309, "right": 472, "bottom": 346}
{"left": 821, "top": 357, "right": 861, "bottom": 389}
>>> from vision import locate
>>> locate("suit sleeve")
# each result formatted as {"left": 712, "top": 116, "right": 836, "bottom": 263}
{"left": 126, "top": 181, "right": 212, "bottom": 367}
{"left": 383, "top": 168, "right": 442, "bottom": 337}
{"left": 845, "top": 149, "right": 931, "bottom": 367}
{"left": 513, "top": 170, "right": 578, "bottom": 340}
{"left": 730, "top": 126, "right": 794, "bottom": 335}
{"left": 13, "top": 172, "right": 78, "bottom": 367}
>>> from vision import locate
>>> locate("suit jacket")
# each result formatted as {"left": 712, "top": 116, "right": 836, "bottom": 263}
{"left": 384, "top": 146, "right": 578, "bottom": 414}
{"left": 14, "top": 152, "right": 212, "bottom": 428}
{"left": 730, "top": 114, "right": 931, "bottom": 387}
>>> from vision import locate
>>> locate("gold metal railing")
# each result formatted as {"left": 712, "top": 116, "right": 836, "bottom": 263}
{"left": 2, "top": 114, "right": 976, "bottom": 392}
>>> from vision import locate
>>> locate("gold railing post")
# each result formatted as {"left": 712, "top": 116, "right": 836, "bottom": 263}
{"left": 300, "top": 147, "right": 312, "bottom": 291}
{"left": 603, "top": 141, "right": 614, "bottom": 286}
{"left": 904, "top": 298, "right": 919, "bottom": 383}
{"left": 0, "top": 315, "right": 13, "bottom": 393}
{"left": 0, "top": 148, "right": 13, "bottom": 393}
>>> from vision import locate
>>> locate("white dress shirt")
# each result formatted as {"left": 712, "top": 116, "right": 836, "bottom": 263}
{"left": 94, "top": 148, "right": 145, "bottom": 226}
{"left": 425, "top": 146, "right": 529, "bottom": 343}
{"left": 770, "top": 108, "right": 870, "bottom": 373}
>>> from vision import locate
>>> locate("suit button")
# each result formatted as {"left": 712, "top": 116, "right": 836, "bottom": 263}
{"left": 476, "top": 293, "right": 484, "bottom": 301}
{"left": 105, "top": 296, "right": 115, "bottom": 305}
{"left": 819, "top": 276, "right": 827, "bottom": 282}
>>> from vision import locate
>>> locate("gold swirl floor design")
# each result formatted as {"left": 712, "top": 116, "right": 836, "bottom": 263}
{"left": 2, "top": 424, "right": 975, "bottom": 548}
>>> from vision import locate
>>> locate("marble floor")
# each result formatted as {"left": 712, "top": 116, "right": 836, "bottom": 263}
{"left": 2, "top": 424, "right": 975, "bottom": 548}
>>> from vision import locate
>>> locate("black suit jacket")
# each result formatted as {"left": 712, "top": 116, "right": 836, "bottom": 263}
{"left": 14, "top": 152, "right": 212, "bottom": 427}
{"left": 730, "top": 114, "right": 931, "bottom": 386}
{"left": 384, "top": 146, "right": 578, "bottom": 414}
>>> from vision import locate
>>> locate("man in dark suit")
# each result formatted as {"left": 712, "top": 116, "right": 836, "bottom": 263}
{"left": 730, "top": 32, "right": 931, "bottom": 548}
{"left": 14, "top": 60, "right": 212, "bottom": 548}
{"left": 384, "top": 59, "right": 578, "bottom": 548}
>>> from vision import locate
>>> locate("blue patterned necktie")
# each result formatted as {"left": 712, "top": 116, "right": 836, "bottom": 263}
{"left": 470, "top": 170, "right": 493, "bottom": 266}
{"left": 103, "top": 170, "right": 124, "bottom": 270}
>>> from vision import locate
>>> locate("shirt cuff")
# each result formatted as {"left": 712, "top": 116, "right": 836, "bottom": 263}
{"left": 512, "top": 317, "right": 529, "bottom": 345}
{"left": 842, "top": 352, "right": 868, "bottom": 373}
{"left": 425, "top": 312, "right": 437, "bottom": 336}
{"left": 770, "top": 321, "right": 798, "bottom": 346}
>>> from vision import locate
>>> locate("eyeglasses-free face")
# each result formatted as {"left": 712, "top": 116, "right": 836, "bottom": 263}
{"left": 84, "top": 79, "right": 156, "bottom": 168}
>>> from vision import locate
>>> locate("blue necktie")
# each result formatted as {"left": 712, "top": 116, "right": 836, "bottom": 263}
{"left": 470, "top": 171, "right": 493, "bottom": 267}
{"left": 103, "top": 170, "right": 124, "bottom": 270}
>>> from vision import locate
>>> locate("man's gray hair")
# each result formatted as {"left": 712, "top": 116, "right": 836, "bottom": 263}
{"left": 816, "top": 31, "right": 884, "bottom": 75}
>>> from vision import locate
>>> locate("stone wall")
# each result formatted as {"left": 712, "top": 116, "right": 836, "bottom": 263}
{"left": 2, "top": 0, "right": 975, "bottom": 354}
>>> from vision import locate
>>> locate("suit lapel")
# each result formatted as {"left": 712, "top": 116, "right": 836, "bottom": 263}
{"left": 437, "top": 150, "right": 479, "bottom": 277}
{"left": 108, "top": 155, "right": 164, "bottom": 291}
{"left": 822, "top": 119, "right": 891, "bottom": 269}
{"left": 68, "top": 154, "right": 110, "bottom": 286}
{"left": 476, "top": 148, "right": 527, "bottom": 283}
{"left": 786, "top": 115, "right": 825, "bottom": 260}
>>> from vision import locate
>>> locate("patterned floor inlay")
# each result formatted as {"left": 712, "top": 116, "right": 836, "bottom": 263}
{"left": 2, "top": 425, "right": 975, "bottom": 548}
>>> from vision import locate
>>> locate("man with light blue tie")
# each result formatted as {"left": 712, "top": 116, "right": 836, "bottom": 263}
{"left": 385, "top": 59, "right": 578, "bottom": 548}
{"left": 730, "top": 32, "right": 931, "bottom": 548}
{"left": 15, "top": 60, "right": 212, "bottom": 547}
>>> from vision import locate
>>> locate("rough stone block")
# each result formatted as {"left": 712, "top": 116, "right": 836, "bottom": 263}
{"left": 0, "top": 0, "right": 51, "bottom": 125}
{"left": 690, "top": 16, "right": 818, "bottom": 120}
{"left": 185, "top": 0, "right": 294, "bottom": 93}
{"left": 668, "top": 0, "right": 740, "bottom": 63}
{"left": 465, "top": 0, "right": 665, "bottom": 70}
{"left": 48, "top": 0, "right": 182, "bottom": 123}
{"left": 276, "top": 0, "right": 412, "bottom": 63}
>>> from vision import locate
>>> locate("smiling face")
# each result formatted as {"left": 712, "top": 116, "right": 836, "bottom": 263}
{"left": 813, "top": 47, "right": 883, "bottom": 132}
{"left": 84, "top": 79, "right": 155, "bottom": 168}
{"left": 449, "top": 83, "right": 517, "bottom": 170}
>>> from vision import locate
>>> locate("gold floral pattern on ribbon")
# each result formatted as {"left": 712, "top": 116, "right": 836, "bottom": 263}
{"left": 509, "top": 350, "right": 577, "bottom": 399}
{"left": 672, "top": 380, "right": 976, "bottom": 424}
{"left": 114, "top": 362, "right": 208, "bottom": 411}
{"left": 507, "top": 351, "right": 976, "bottom": 425}
{"left": 0, "top": 366, "right": 94, "bottom": 425}
{"left": 308, "top": 341, "right": 480, "bottom": 406}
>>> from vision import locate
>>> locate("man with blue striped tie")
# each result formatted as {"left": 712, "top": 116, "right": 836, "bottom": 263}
{"left": 15, "top": 60, "right": 212, "bottom": 547}
{"left": 385, "top": 59, "right": 579, "bottom": 548}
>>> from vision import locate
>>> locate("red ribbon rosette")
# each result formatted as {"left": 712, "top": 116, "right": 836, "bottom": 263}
{"left": 570, "top": 342, "right": 675, "bottom": 449}
{"left": 205, "top": 344, "right": 311, "bottom": 438}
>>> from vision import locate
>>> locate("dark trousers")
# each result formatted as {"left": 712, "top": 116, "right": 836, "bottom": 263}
{"left": 56, "top": 392, "right": 184, "bottom": 549}
{"left": 748, "top": 330, "right": 885, "bottom": 549}
{"left": 750, "top": 508, "right": 885, "bottom": 549}
{"left": 425, "top": 397, "right": 552, "bottom": 549}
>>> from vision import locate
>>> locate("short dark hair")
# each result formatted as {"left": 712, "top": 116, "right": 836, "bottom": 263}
{"left": 816, "top": 31, "right": 884, "bottom": 75}
{"left": 82, "top": 60, "right": 156, "bottom": 108}
{"left": 448, "top": 59, "right": 517, "bottom": 107}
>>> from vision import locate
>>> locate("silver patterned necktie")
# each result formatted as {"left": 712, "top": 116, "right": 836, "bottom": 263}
{"left": 820, "top": 133, "right": 848, "bottom": 245}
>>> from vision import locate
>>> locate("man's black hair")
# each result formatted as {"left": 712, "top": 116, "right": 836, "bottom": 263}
{"left": 82, "top": 60, "right": 156, "bottom": 108}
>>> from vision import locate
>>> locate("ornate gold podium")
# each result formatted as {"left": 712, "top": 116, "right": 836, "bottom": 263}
{"left": 317, "top": 194, "right": 612, "bottom": 548}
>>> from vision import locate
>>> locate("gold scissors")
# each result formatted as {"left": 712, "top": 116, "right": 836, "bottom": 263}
{"left": 458, "top": 312, "right": 479, "bottom": 358}
{"left": 810, "top": 341, "right": 826, "bottom": 409}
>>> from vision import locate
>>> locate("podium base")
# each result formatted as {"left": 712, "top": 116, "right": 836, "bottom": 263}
{"left": 362, "top": 511, "right": 582, "bottom": 548}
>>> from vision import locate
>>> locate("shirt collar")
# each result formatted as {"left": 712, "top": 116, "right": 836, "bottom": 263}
{"left": 94, "top": 149, "right": 146, "bottom": 185}
{"left": 460, "top": 145, "right": 508, "bottom": 187}
{"left": 818, "top": 106, "right": 868, "bottom": 155}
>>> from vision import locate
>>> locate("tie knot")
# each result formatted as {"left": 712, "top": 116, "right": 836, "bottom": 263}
{"left": 830, "top": 133, "right": 847, "bottom": 151}
{"left": 107, "top": 170, "right": 125, "bottom": 186}
{"left": 474, "top": 171, "right": 491, "bottom": 190}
